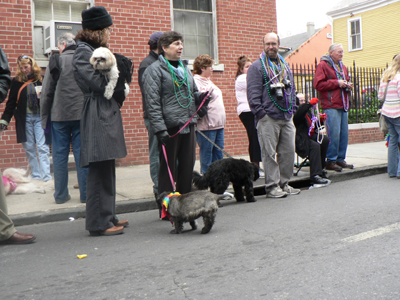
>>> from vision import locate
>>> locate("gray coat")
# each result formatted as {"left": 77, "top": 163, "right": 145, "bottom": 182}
{"left": 40, "top": 47, "right": 85, "bottom": 129}
{"left": 0, "top": 45, "right": 11, "bottom": 103}
{"left": 73, "top": 40, "right": 127, "bottom": 167}
{"left": 142, "top": 56, "right": 200, "bottom": 134}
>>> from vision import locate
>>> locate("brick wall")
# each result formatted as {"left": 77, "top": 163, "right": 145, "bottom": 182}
{"left": 0, "top": 0, "right": 383, "bottom": 169}
{"left": 348, "top": 123, "right": 385, "bottom": 144}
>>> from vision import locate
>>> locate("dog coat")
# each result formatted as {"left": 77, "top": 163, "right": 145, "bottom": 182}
{"left": 2, "top": 175, "right": 17, "bottom": 193}
{"left": 161, "top": 192, "right": 180, "bottom": 223}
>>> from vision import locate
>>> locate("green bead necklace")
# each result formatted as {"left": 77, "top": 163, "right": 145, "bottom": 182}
{"left": 260, "top": 57, "right": 293, "bottom": 112}
{"left": 165, "top": 58, "right": 192, "bottom": 108}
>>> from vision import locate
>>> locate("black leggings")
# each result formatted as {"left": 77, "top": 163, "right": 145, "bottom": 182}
{"left": 239, "top": 112, "right": 262, "bottom": 163}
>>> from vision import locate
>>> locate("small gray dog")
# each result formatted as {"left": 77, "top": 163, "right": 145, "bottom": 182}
{"left": 158, "top": 190, "right": 225, "bottom": 234}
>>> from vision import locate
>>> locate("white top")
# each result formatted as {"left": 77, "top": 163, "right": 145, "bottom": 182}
{"left": 235, "top": 74, "right": 251, "bottom": 115}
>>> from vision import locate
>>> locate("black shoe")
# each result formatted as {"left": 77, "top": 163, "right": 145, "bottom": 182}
{"left": 311, "top": 175, "right": 331, "bottom": 187}
{"left": 56, "top": 195, "right": 71, "bottom": 204}
{"left": 321, "top": 170, "right": 328, "bottom": 178}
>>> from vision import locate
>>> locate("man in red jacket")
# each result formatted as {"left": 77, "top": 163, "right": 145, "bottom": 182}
{"left": 314, "top": 43, "right": 354, "bottom": 172}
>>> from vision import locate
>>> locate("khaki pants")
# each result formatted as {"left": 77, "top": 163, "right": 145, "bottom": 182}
{"left": 257, "top": 114, "right": 295, "bottom": 190}
{"left": 0, "top": 171, "right": 16, "bottom": 241}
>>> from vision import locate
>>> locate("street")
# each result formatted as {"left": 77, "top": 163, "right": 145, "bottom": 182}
{"left": 1, "top": 173, "right": 400, "bottom": 300}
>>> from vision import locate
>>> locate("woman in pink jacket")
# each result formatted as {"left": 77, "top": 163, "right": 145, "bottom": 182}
{"left": 193, "top": 55, "right": 226, "bottom": 174}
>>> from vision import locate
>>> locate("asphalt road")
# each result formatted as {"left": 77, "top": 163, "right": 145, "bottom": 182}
{"left": 1, "top": 173, "right": 400, "bottom": 300}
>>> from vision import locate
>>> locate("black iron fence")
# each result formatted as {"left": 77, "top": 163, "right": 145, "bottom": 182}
{"left": 290, "top": 60, "right": 385, "bottom": 124}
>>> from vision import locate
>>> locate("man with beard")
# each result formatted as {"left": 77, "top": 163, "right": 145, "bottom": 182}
{"left": 247, "top": 32, "right": 300, "bottom": 198}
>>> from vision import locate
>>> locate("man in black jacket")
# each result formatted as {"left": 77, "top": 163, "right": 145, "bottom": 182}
{"left": 138, "top": 31, "right": 163, "bottom": 208}
{"left": 0, "top": 45, "right": 36, "bottom": 244}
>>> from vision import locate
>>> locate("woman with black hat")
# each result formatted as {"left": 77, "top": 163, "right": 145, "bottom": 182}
{"left": 73, "top": 6, "right": 128, "bottom": 236}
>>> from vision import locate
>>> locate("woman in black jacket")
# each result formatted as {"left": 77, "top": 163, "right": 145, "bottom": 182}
{"left": 73, "top": 6, "right": 128, "bottom": 236}
{"left": 0, "top": 55, "right": 51, "bottom": 181}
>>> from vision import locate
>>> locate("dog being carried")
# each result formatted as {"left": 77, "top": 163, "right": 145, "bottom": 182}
{"left": 90, "top": 47, "right": 119, "bottom": 100}
{"left": 193, "top": 158, "right": 259, "bottom": 203}
{"left": 158, "top": 190, "right": 226, "bottom": 234}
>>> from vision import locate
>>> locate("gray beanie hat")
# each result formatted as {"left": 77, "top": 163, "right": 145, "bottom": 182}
{"left": 82, "top": 6, "right": 113, "bottom": 30}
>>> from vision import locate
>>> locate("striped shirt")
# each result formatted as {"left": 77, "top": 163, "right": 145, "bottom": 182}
{"left": 379, "top": 73, "right": 400, "bottom": 118}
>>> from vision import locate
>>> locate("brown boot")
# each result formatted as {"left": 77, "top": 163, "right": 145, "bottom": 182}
{"left": 325, "top": 162, "right": 342, "bottom": 172}
{"left": 336, "top": 161, "right": 354, "bottom": 169}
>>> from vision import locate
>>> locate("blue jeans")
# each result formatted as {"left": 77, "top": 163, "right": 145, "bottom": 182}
{"left": 325, "top": 108, "right": 349, "bottom": 163}
{"left": 22, "top": 113, "right": 52, "bottom": 181}
{"left": 144, "top": 118, "right": 159, "bottom": 195}
{"left": 385, "top": 116, "right": 400, "bottom": 177}
{"left": 52, "top": 121, "right": 88, "bottom": 202}
{"left": 196, "top": 128, "right": 224, "bottom": 174}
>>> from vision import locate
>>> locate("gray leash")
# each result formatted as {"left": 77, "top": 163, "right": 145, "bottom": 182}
{"left": 195, "top": 127, "right": 233, "bottom": 159}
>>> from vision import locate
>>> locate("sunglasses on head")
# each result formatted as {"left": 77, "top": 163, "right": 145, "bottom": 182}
{"left": 18, "top": 55, "right": 32, "bottom": 62}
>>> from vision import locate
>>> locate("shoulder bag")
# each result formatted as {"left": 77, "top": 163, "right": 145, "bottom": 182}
{"left": 378, "top": 82, "right": 390, "bottom": 134}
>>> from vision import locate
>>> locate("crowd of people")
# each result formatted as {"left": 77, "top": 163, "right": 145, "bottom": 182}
{"left": 2, "top": 5, "right": 397, "bottom": 244}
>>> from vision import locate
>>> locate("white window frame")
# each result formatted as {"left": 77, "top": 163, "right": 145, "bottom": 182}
{"left": 31, "top": 0, "right": 93, "bottom": 67}
{"left": 347, "top": 17, "right": 362, "bottom": 52}
{"left": 170, "top": 0, "right": 224, "bottom": 71}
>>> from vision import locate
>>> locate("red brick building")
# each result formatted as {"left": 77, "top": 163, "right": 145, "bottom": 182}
{"left": 0, "top": 0, "right": 277, "bottom": 168}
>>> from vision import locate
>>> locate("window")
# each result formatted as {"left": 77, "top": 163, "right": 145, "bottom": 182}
{"left": 172, "top": 0, "right": 218, "bottom": 63}
{"left": 348, "top": 17, "right": 362, "bottom": 51}
{"left": 33, "top": 0, "right": 91, "bottom": 65}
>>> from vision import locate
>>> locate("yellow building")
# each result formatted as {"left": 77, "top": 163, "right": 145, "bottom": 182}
{"left": 327, "top": 0, "right": 400, "bottom": 68}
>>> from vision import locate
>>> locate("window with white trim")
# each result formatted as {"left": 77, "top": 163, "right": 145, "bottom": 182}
{"left": 348, "top": 17, "right": 362, "bottom": 51}
{"left": 33, "top": 0, "right": 91, "bottom": 65}
{"left": 172, "top": 0, "right": 218, "bottom": 63}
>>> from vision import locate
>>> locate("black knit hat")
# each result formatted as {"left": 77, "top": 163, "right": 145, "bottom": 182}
{"left": 81, "top": 6, "right": 113, "bottom": 30}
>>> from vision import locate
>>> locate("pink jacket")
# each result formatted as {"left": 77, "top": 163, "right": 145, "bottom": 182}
{"left": 194, "top": 74, "right": 226, "bottom": 131}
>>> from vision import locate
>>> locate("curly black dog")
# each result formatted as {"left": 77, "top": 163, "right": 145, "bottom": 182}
{"left": 158, "top": 190, "right": 226, "bottom": 234}
{"left": 193, "top": 158, "right": 260, "bottom": 203}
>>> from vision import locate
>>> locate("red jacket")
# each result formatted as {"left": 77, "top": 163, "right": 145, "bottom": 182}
{"left": 313, "top": 56, "right": 351, "bottom": 110}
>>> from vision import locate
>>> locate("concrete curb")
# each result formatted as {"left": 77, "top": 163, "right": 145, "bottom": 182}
{"left": 11, "top": 164, "right": 387, "bottom": 227}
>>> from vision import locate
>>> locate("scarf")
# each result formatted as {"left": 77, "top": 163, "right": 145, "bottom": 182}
{"left": 26, "top": 74, "right": 39, "bottom": 113}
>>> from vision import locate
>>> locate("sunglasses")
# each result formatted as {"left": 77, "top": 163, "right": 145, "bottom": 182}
{"left": 18, "top": 55, "right": 32, "bottom": 63}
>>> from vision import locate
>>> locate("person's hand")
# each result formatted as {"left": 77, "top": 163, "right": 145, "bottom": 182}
{"left": 0, "top": 124, "right": 7, "bottom": 131}
{"left": 319, "top": 113, "right": 327, "bottom": 122}
{"left": 200, "top": 91, "right": 212, "bottom": 107}
{"left": 309, "top": 98, "right": 319, "bottom": 105}
{"left": 338, "top": 80, "right": 348, "bottom": 88}
{"left": 156, "top": 131, "right": 170, "bottom": 145}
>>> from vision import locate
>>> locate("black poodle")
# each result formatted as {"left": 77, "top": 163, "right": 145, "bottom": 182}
{"left": 193, "top": 158, "right": 260, "bottom": 203}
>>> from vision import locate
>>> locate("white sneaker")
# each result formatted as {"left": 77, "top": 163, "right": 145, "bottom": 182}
{"left": 282, "top": 184, "right": 301, "bottom": 195}
{"left": 259, "top": 169, "right": 265, "bottom": 178}
{"left": 266, "top": 186, "right": 287, "bottom": 198}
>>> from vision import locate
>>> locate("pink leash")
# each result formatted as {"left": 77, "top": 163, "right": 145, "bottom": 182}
{"left": 162, "top": 92, "right": 211, "bottom": 191}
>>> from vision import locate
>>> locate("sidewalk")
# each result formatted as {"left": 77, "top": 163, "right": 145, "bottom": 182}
{"left": 7, "top": 141, "right": 388, "bottom": 226}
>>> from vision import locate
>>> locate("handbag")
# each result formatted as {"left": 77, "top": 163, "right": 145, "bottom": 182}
{"left": 378, "top": 82, "right": 390, "bottom": 134}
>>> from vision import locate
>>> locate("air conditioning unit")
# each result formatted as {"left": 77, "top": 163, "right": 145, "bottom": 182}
{"left": 44, "top": 20, "right": 82, "bottom": 55}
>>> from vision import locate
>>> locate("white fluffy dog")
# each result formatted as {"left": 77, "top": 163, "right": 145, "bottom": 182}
{"left": 2, "top": 168, "right": 45, "bottom": 195}
{"left": 90, "top": 47, "right": 119, "bottom": 100}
